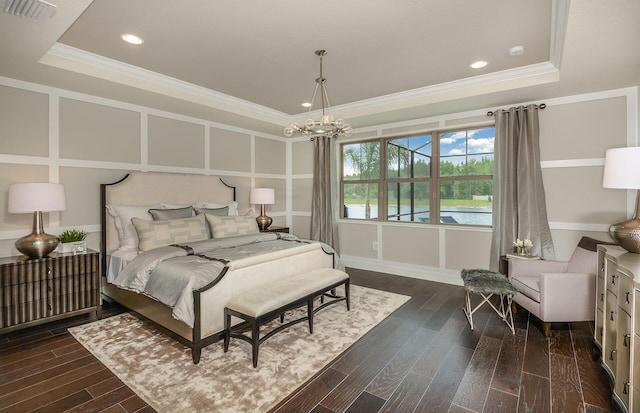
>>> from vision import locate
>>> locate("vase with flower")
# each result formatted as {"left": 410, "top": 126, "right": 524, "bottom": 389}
{"left": 513, "top": 238, "right": 533, "bottom": 257}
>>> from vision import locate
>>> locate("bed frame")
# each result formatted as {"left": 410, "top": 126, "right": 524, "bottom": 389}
{"left": 100, "top": 172, "right": 334, "bottom": 363}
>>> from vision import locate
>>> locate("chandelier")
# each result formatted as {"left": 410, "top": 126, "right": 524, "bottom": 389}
{"left": 284, "top": 50, "right": 352, "bottom": 139}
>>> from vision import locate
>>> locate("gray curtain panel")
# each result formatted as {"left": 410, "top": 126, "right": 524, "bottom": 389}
{"left": 490, "top": 104, "right": 555, "bottom": 270}
{"left": 311, "top": 136, "right": 340, "bottom": 252}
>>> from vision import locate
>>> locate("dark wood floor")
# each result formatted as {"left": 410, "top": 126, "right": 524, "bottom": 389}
{"left": 0, "top": 268, "right": 616, "bottom": 413}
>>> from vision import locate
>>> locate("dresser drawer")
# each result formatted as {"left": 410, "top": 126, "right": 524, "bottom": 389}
{"left": 635, "top": 333, "right": 640, "bottom": 412}
{"left": 608, "top": 270, "right": 620, "bottom": 297}
{"left": 615, "top": 311, "right": 632, "bottom": 410}
{"left": 636, "top": 289, "right": 640, "bottom": 324}
{"left": 618, "top": 273, "right": 634, "bottom": 316}
{"left": 605, "top": 289, "right": 618, "bottom": 375}
{"left": 597, "top": 275, "right": 605, "bottom": 312}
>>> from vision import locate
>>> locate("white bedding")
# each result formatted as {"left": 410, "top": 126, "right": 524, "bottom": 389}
{"left": 106, "top": 248, "right": 138, "bottom": 282}
{"left": 109, "top": 233, "right": 341, "bottom": 327}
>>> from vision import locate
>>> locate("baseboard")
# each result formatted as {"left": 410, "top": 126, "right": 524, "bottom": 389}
{"left": 340, "top": 255, "right": 464, "bottom": 286}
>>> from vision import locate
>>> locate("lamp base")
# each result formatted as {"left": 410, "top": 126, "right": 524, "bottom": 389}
{"left": 609, "top": 219, "right": 640, "bottom": 253}
{"left": 256, "top": 215, "right": 273, "bottom": 231}
{"left": 15, "top": 232, "right": 59, "bottom": 259}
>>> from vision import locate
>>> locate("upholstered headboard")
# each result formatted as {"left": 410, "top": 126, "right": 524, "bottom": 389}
{"left": 100, "top": 172, "right": 236, "bottom": 275}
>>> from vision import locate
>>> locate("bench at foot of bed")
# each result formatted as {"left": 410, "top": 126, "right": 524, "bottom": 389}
{"left": 223, "top": 268, "right": 350, "bottom": 368}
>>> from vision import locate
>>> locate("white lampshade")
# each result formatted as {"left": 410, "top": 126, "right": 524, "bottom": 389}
{"left": 250, "top": 188, "right": 275, "bottom": 205}
{"left": 603, "top": 147, "right": 640, "bottom": 189}
{"left": 8, "top": 183, "right": 66, "bottom": 213}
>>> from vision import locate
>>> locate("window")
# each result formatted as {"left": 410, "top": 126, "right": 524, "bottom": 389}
{"left": 341, "top": 127, "right": 495, "bottom": 226}
{"left": 342, "top": 141, "right": 380, "bottom": 219}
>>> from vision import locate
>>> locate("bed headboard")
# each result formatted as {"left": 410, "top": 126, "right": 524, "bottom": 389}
{"left": 100, "top": 172, "right": 236, "bottom": 276}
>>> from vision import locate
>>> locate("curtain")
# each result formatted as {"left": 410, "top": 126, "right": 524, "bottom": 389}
{"left": 490, "top": 104, "right": 554, "bottom": 270}
{"left": 311, "top": 136, "right": 340, "bottom": 252}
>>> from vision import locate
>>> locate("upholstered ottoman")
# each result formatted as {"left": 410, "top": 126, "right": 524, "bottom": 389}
{"left": 461, "top": 268, "right": 517, "bottom": 334}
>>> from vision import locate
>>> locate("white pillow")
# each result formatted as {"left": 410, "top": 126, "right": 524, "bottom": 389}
{"left": 106, "top": 204, "right": 162, "bottom": 249}
{"left": 132, "top": 214, "right": 209, "bottom": 252}
{"left": 205, "top": 214, "right": 259, "bottom": 238}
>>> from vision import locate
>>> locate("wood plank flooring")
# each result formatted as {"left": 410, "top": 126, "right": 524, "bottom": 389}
{"left": 0, "top": 268, "right": 616, "bottom": 413}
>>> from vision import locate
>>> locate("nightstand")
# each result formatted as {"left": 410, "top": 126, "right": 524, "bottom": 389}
{"left": 261, "top": 226, "right": 289, "bottom": 233}
{"left": 0, "top": 250, "right": 100, "bottom": 334}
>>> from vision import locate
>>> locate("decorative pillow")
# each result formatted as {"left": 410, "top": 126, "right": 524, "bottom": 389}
{"left": 194, "top": 206, "right": 229, "bottom": 216}
{"left": 132, "top": 214, "right": 209, "bottom": 252}
{"left": 106, "top": 204, "right": 162, "bottom": 249}
{"left": 205, "top": 214, "right": 259, "bottom": 238}
{"left": 164, "top": 201, "right": 238, "bottom": 216}
{"left": 149, "top": 206, "right": 194, "bottom": 220}
{"left": 196, "top": 201, "right": 238, "bottom": 216}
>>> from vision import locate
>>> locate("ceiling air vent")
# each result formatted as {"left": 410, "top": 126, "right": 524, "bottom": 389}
{"left": 1, "top": 0, "right": 56, "bottom": 22}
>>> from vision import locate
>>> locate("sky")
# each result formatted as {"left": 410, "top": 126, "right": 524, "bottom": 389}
{"left": 342, "top": 127, "right": 496, "bottom": 176}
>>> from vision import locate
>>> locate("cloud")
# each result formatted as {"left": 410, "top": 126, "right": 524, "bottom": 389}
{"left": 468, "top": 137, "right": 495, "bottom": 153}
{"left": 448, "top": 149, "right": 466, "bottom": 155}
{"left": 440, "top": 131, "right": 466, "bottom": 145}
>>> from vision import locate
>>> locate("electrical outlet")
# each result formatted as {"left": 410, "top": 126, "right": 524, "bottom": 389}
{"left": 372, "top": 241, "right": 378, "bottom": 251}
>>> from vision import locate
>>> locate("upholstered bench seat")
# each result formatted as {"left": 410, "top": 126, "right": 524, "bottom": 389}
{"left": 224, "top": 268, "right": 350, "bottom": 367}
{"left": 461, "top": 268, "right": 516, "bottom": 334}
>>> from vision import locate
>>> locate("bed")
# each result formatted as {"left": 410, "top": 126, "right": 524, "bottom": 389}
{"left": 100, "top": 172, "right": 337, "bottom": 363}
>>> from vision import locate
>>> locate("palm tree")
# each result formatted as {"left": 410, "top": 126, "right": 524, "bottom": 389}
{"left": 343, "top": 142, "right": 380, "bottom": 219}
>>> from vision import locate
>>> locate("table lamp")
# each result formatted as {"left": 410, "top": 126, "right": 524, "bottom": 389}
{"left": 8, "top": 182, "right": 66, "bottom": 258}
{"left": 250, "top": 188, "right": 275, "bottom": 231}
{"left": 602, "top": 147, "right": 640, "bottom": 253}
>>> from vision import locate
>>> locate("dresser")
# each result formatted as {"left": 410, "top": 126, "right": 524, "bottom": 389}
{"left": 596, "top": 245, "right": 640, "bottom": 412}
{"left": 0, "top": 250, "right": 100, "bottom": 334}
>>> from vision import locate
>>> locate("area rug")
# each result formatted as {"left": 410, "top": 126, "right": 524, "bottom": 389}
{"left": 69, "top": 285, "right": 409, "bottom": 413}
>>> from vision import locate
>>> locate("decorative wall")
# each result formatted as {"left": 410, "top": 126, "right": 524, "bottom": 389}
{"left": 0, "top": 76, "right": 637, "bottom": 287}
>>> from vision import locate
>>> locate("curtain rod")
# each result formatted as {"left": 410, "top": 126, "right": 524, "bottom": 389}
{"left": 487, "top": 103, "right": 546, "bottom": 117}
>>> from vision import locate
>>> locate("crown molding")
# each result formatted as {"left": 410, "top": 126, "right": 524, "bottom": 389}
{"left": 318, "top": 61, "right": 559, "bottom": 120}
{"left": 40, "top": 43, "right": 291, "bottom": 125}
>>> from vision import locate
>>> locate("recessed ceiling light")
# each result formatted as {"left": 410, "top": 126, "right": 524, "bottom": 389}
{"left": 301, "top": 102, "right": 312, "bottom": 108}
{"left": 509, "top": 46, "right": 525, "bottom": 56}
{"left": 121, "top": 33, "right": 144, "bottom": 45}
{"left": 470, "top": 60, "right": 488, "bottom": 69}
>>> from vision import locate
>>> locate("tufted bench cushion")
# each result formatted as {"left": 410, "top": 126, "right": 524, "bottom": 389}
{"left": 225, "top": 268, "right": 349, "bottom": 317}
{"left": 224, "top": 268, "right": 350, "bottom": 367}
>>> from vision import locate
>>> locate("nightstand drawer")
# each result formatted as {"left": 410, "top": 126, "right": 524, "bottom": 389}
{"left": 0, "top": 251, "right": 100, "bottom": 334}
{"left": 261, "top": 226, "right": 289, "bottom": 233}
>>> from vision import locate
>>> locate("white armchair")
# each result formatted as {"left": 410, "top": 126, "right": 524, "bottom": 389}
{"left": 508, "top": 237, "right": 605, "bottom": 336}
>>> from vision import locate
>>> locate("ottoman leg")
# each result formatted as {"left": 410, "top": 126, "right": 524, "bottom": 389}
{"left": 251, "top": 319, "right": 260, "bottom": 368}
{"left": 464, "top": 289, "right": 475, "bottom": 330}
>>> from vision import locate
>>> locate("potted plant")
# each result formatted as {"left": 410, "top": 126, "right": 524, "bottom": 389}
{"left": 58, "top": 229, "right": 88, "bottom": 254}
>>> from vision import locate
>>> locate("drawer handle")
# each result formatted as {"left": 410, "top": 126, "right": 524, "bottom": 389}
{"left": 626, "top": 292, "right": 630, "bottom": 304}
{"left": 611, "top": 349, "right": 617, "bottom": 360}
{"left": 599, "top": 327, "right": 603, "bottom": 337}
{"left": 47, "top": 267, "right": 52, "bottom": 276}
{"left": 611, "top": 310, "right": 616, "bottom": 321}
{"left": 601, "top": 293, "right": 604, "bottom": 302}
{"left": 612, "top": 274, "right": 617, "bottom": 285}
{"left": 624, "top": 381, "right": 630, "bottom": 395}
{"left": 624, "top": 334, "right": 631, "bottom": 347}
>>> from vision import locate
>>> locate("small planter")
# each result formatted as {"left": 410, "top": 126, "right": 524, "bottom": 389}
{"left": 57, "top": 230, "right": 89, "bottom": 255}
{"left": 59, "top": 241, "right": 87, "bottom": 254}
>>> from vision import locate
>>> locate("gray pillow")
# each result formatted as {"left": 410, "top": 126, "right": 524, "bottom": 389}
{"left": 194, "top": 206, "right": 229, "bottom": 216}
{"left": 149, "top": 206, "right": 194, "bottom": 221}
